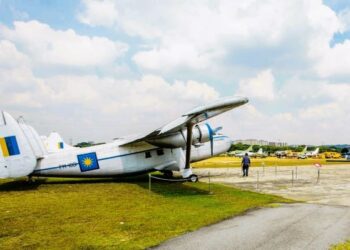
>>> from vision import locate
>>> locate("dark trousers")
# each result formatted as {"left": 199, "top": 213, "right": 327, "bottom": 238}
{"left": 242, "top": 165, "right": 249, "bottom": 176}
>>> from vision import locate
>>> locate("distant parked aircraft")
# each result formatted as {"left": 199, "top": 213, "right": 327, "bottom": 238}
{"left": 254, "top": 148, "right": 268, "bottom": 158}
{"left": 228, "top": 145, "right": 253, "bottom": 157}
{"left": 298, "top": 147, "right": 319, "bottom": 159}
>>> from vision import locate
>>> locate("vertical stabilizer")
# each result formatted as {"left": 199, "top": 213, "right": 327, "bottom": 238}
{"left": 42, "top": 132, "right": 74, "bottom": 153}
{"left": 0, "top": 111, "right": 37, "bottom": 178}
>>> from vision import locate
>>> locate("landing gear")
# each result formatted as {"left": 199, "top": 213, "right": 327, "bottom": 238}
{"left": 27, "top": 175, "right": 35, "bottom": 183}
{"left": 162, "top": 170, "right": 173, "bottom": 178}
{"left": 188, "top": 174, "right": 198, "bottom": 183}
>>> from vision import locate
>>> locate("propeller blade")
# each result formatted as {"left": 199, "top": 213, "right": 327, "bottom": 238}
{"left": 213, "top": 126, "right": 223, "bottom": 134}
{"left": 205, "top": 123, "right": 214, "bottom": 156}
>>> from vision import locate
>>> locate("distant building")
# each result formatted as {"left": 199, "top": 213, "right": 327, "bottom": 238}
{"left": 234, "top": 139, "right": 287, "bottom": 147}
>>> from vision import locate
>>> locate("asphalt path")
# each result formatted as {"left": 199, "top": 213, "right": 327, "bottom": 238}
{"left": 154, "top": 203, "right": 350, "bottom": 250}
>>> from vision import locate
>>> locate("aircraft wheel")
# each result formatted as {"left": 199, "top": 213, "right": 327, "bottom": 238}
{"left": 163, "top": 170, "right": 173, "bottom": 178}
{"left": 189, "top": 174, "right": 198, "bottom": 183}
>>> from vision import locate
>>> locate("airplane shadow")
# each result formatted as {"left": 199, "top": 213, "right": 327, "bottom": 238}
{"left": 135, "top": 175, "right": 210, "bottom": 197}
{"left": 0, "top": 175, "right": 210, "bottom": 196}
{"left": 0, "top": 179, "right": 41, "bottom": 192}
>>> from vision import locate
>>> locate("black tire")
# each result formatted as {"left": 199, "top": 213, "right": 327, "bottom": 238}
{"left": 188, "top": 174, "right": 198, "bottom": 183}
{"left": 163, "top": 170, "right": 173, "bottom": 178}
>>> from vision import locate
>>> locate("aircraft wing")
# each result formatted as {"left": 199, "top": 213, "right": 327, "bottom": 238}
{"left": 119, "top": 96, "right": 248, "bottom": 147}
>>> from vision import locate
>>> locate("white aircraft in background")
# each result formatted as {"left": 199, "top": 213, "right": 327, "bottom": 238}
{"left": 254, "top": 148, "right": 267, "bottom": 158}
{"left": 297, "top": 146, "right": 308, "bottom": 159}
{"left": 306, "top": 147, "right": 320, "bottom": 157}
{"left": 228, "top": 145, "right": 253, "bottom": 157}
{"left": 298, "top": 147, "right": 319, "bottom": 159}
{"left": 0, "top": 96, "right": 248, "bottom": 182}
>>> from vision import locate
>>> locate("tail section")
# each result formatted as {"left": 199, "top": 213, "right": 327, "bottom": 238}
{"left": 257, "top": 148, "right": 263, "bottom": 154}
{"left": 42, "top": 132, "right": 74, "bottom": 153}
{"left": 18, "top": 118, "right": 47, "bottom": 158}
{"left": 301, "top": 146, "right": 307, "bottom": 153}
{"left": 246, "top": 145, "right": 253, "bottom": 152}
{"left": 0, "top": 111, "right": 37, "bottom": 178}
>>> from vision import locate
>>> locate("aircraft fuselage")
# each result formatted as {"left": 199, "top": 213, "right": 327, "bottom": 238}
{"left": 32, "top": 135, "right": 231, "bottom": 177}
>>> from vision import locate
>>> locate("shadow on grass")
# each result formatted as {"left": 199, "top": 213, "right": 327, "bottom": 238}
{"left": 0, "top": 179, "right": 41, "bottom": 192}
{"left": 0, "top": 175, "right": 211, "bottom": 196}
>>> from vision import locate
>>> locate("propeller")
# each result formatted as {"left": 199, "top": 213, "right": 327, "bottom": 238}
{"left": 205, "top": 124, "right": 222, "bottom": 156}
{"left": 185, "top": 123, "right": 223, "bottom": 169}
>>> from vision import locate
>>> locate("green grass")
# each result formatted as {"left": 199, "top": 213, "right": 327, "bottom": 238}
{"left": 332, "top": 240, "right": 350, "bottom": 250}
{"left": 0, "top": 176, "right": 290, "bottom": 249}
{"left": 192, "top": 156, "right": 348, "bottom": 168}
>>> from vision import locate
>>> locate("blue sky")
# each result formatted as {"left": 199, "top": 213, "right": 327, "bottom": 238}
{"left": 0, "top": 0, "right": 350, "bottom": 144}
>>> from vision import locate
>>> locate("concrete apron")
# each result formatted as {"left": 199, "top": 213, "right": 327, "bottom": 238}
{"left": 194, "top": 164, "right": 350, "bottom": 206}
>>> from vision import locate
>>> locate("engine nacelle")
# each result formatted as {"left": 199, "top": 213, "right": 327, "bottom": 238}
{"left": 146, "top": 124, "right": 212, "bottom": 148}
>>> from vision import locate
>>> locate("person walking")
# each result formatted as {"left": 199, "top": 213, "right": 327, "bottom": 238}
{"left": 242, "top": 153, "right": 251, "bottom": 177}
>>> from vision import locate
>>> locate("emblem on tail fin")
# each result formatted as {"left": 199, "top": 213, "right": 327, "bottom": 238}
{"left": 0, "top": 136, "right": 20, "bottom": 157}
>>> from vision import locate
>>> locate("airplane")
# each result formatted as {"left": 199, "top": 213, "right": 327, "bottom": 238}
{"left": 0, "top": 96, "right": 248, "bottom": 182}
{"left": 275, "top": 149, "right": 288, "bottom": 158}
{"left": 228, "top": 145, "right": 253, "bottom": 157}
{"left": 297, "top": 146, "right": 308, "bottom": 159}
{"left": 298, "top": 147, "right": 319, "bottom": 159}
{"left": 254, "top": 148, "right": 267, "bottom": 158}
{"left": 306, "top": 147, "right": 320, "bottom": 157}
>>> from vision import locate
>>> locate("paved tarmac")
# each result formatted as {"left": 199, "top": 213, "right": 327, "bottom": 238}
{"left": 155, "top": 203, "right": 350, "bottom": 250}
{"left": 195, "top": 164, "right": 350, "bottom": 206}
{"left": 155, "top": 164, "right": 350, "bottom": 249}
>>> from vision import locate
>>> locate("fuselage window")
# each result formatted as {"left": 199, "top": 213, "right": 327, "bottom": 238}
{"left": 157, "top": 149, "right": 164, "bottom": 156}
{"left": 145, "top": 151, "right": 152, "bottom": 158}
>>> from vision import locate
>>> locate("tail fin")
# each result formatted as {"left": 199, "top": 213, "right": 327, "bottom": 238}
{"left": 18, "top": 118, "right": 47, "bottom": 158}
{"left": 314, "top": 148, "right": 319, "bottom": 155}
{"left": 0, "top": 111, "right": 37, "bottom": 178}
{"left": 257, "top": 148, "right": 263, "bottom": 154}
{"left": 42, "top": 132, "right": 74, "bottom": 153}
{"left": 246, "top": 145, "right": 253, "bottom": 152}
{"left": 302, "top": 146, "right": 307, "bottom": 153}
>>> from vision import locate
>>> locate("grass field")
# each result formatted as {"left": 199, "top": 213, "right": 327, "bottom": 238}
{"left": 192, "top": 156, "right": 348, "bottom": 168}
{"left": 332, "top": 240, "right": 350, "bottom": 250}
{"left": 0, "top": 176, "right": 290, "bottom": 249}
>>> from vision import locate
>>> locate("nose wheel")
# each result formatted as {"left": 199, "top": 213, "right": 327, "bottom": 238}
{"left": 162, "top": 170, "right": 173, "bottom": 178}
{"left": 189, "top": 174, "right": 198, "bottom": 182}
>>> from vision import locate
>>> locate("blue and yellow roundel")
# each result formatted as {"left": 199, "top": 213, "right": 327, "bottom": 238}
{"left": 77, "top": 152, "right": 99, "bottom": 172}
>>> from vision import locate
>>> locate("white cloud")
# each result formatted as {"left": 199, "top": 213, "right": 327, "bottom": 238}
{"left": 77, "top": 0, "right": 119, "bottom": 27}
{"left": 77, "top": 0, "right": 350, "bottom": 79}
{"left": 0, "top": 58, "right": 219, "bottom": 141}
{"left": 0, "top": 40, "right": 29, "bottom": 68}
{"left": 0, "top": 20, "right": 128, "bottom": 68}
{"left": 237, "top": 69, "right": 275, "bottom": 101}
